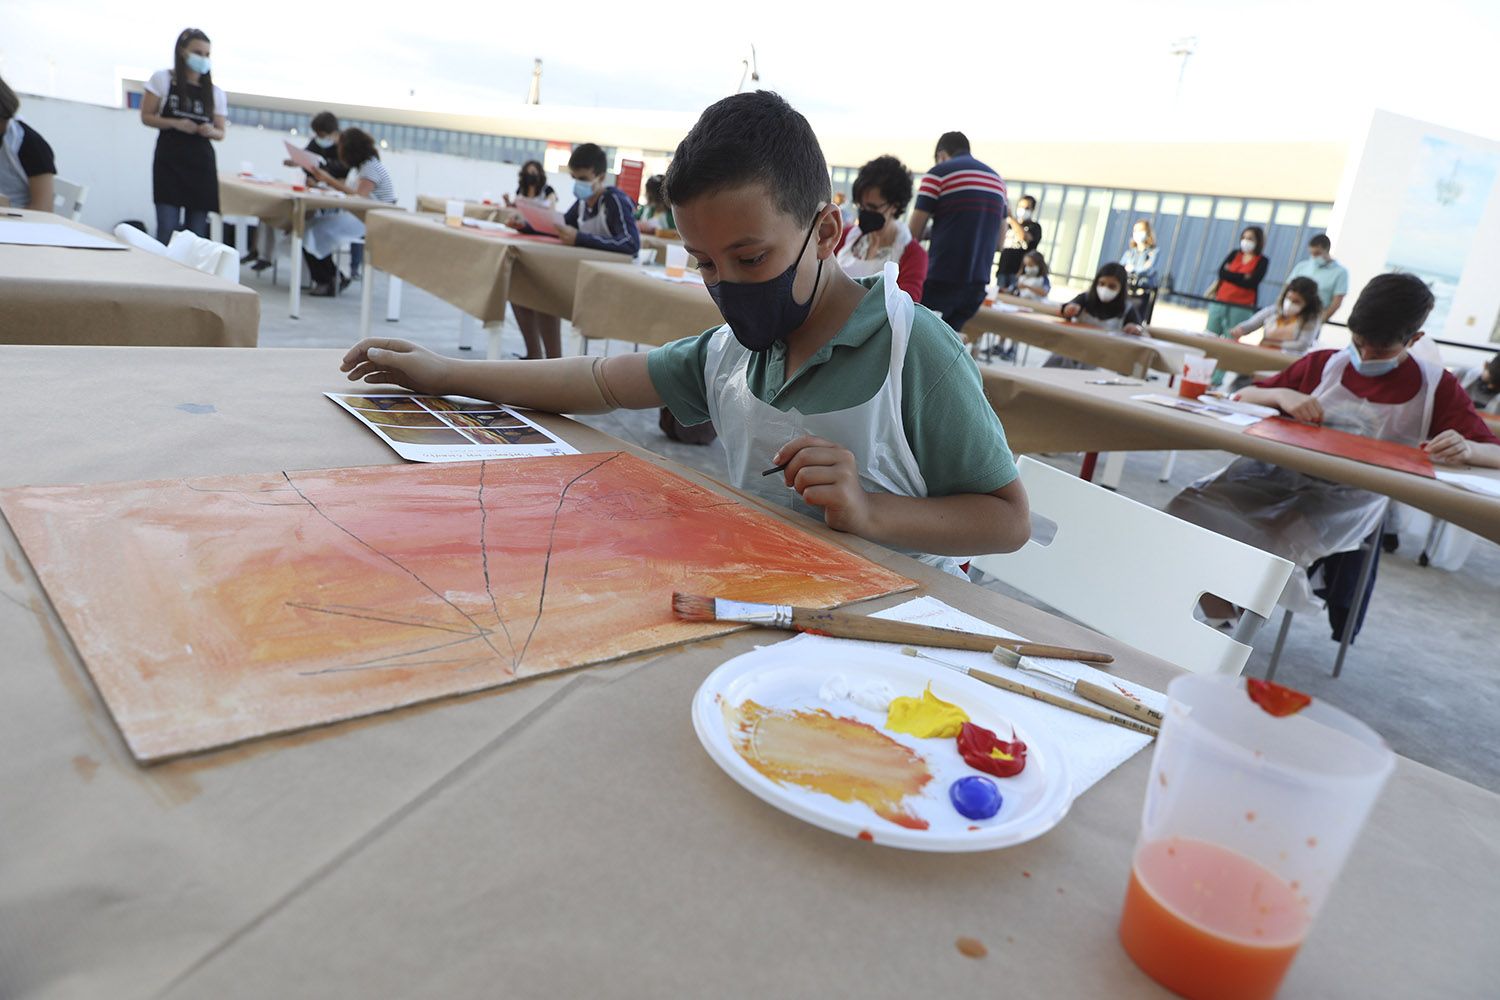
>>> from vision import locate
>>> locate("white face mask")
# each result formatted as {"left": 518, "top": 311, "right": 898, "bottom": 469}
{"left": 1240, "top": 239, "right": 1256, "bottom": 254}
{"left": 1096, "top": 285, "right": 1120, "bottom": 303}
{"left": 1133, "top": 231, "right": 1148, "bottom": 245}
{"left": 1023, "top": 266, "right": 1039, "bottom": 277}
{"left": 1017, "top": 208, "right": 1031, "bottom": 221}
{"left": 1282, "top": 298, "right": 1301, "bottom": 316}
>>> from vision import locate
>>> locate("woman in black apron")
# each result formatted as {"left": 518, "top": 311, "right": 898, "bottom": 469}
{"left": 139, "top": 28, "right": 226, "bottom": 244}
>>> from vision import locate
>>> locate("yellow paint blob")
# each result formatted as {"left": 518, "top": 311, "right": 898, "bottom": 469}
{"left": 885, "top": 684, "right": 970, "bottom": 739}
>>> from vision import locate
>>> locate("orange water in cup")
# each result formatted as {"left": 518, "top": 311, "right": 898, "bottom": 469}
{"left": 1120, "top": 837, "right": 1310, "bottom": 1000}
{"left": 1179, "top": 378, "right": 1210, "bottom": 399}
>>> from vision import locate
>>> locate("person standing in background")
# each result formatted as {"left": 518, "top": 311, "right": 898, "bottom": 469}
{"left": 1205, "top": 225, "right": 1267, "bottom": 340}
{"left": 1288, "top": 234, "right": 1350, "bottom": 323}
{"left": 908, "top": 131, "right": 1007, "bottom": 335}
{"left": 139, "top": 28, "right": 226, "bottom": 244}
{"left": 994, "top": 194, "right": 1041, "bottom": 290}
{"left": 0, "top": 77, "right": 57, "bottom": 212}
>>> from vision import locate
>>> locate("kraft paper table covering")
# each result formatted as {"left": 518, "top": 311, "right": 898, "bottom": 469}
{"left": 414, "top": 194, "right": 509, "bottom": 221}
{"left": 363, "top": 211, "right": 637, "bottom": 322}
{"left": 1142, "top": 323, "right": 1300, "bottom": 376}
{"left": 981, "top": 365, "right": 1500, "bottom": 545}
{"left": 1, "top": 347, "right": 1495, "bottom": 998}
{"left": 963, "top": 307, "right": 1176, "bottom": 376}
{"left": 217, "top": 176, "right": 397, "bottom": 229}
{"left": 0, "top": 208, "right": 259, "bottom": 348}
{"left": 572, "top": 262, "right": 723, "bottom": 348}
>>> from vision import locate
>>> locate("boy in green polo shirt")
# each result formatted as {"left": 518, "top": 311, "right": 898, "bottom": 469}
{"left": 339, "top": 92, "right": 1030, "bottom": 570}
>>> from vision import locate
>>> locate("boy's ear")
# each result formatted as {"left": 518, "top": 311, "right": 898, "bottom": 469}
{"left": 1407, "top": 331, "right": 1426, "bottom": 346}
{"left": 813, "top": 203, "right": 843, "bottom": 259}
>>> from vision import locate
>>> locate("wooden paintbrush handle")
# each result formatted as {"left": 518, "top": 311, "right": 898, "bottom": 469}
{"left": 790, "top": 609, "right": 1114, "bottom": 664}
{"left": 968, "top": 666, "right": 1160, "bottom": 738}
{"left": 1074, "top": 679, "right": 1165, "bottom": 727}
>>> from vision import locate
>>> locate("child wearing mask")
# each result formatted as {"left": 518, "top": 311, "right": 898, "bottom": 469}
{"left": 504, "top": 142, "right": 639, "bottom": 358}
{"left": 340, "top": 91, "right": 1030, "bottom": 572}
{"left": 1169, "top": 273, "right": 1500, "bottom": 620}
{"left": 1006, "top": 250, "right": 1050, "bottom": 301}
{"left": 1045, "top": 262, "right": 1145, "bottom": 368}
{"left": 995, "top": 195, "right": 1042, "bottom": 290}
{"left": 506, "top": 159, "right": 557, "bottom": 211}
{"left": 1228, "top": 276, "right": 1323, "bottom": 355}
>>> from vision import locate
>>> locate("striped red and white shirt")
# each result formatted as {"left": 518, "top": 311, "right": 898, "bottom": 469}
{"left": 914, "top": 154, "right": 1008, "bottom": 285}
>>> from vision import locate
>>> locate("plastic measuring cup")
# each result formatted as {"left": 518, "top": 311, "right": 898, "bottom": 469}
{"left": 1180, "top": 356, "right": 1218, "bottom": 399}
{"left": 664, "top": 243, "right": 689, "bottom": 278}
{"left": 445, "top": 199, "right": 466, "bottom": 228}
{"left": 1119, "top": 674, "right": 1393, "bottom": 1000}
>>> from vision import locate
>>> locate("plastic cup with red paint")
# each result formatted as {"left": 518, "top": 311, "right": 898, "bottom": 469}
{"left": 1119, "top": 674, "right": 1393, "bottom": 1000}
{"left": 1179, "top": 356, "right": 1218, "bottom": 399}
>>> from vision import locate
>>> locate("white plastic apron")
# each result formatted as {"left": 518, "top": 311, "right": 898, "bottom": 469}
{"left": 0, "top": 119, "right": 32, "bottom": 209}
{"left": 703, "top": 260, "right": 966, "bottom": 577}
{"left": 1167, "top": 349, "right": 1440, "bottom": 612}
{"left": 836, "top": 224, "right": 910, "bottom": 280}
{"left": 302, "top": 209, "right": 364, "bottom": 259}
{"left": 577, "top": 192, "right": 614, "bottom": 239}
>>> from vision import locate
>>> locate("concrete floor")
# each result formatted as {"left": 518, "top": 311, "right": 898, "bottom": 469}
{"left": 252, "top": 265, "right": 1500, "bottom": 794}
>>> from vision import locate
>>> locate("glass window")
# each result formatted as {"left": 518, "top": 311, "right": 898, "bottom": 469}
{"left": 1274, "top": 202, "right": 1308, "bottom": 226}
{"left": 1306, "top": 204, "right": 1333, "bottom": 229}
{"left": 1134, "top": 192, "right": 1159, "bottom": 215}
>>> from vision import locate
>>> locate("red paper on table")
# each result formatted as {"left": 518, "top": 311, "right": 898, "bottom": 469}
{"left": 1245, "top": 417, "right": 1435, "bottom": 478}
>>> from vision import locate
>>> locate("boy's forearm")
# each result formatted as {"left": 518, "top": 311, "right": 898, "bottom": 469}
{"left": 438, "top": 353, "right": 661, "bottom": 414}
{"left": 1468, "top": 441, "right": 1500, "bottom": 469}
{"left": 861, "top": 491, "right": 1030, "bottom": 557}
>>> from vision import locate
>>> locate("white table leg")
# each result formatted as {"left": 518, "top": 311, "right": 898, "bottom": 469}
{"left": 209, "top": 213, "right": 223, "bottom": 245}
{"left": 385, "top": 277, "right": 402, "bottom": 322}
{"left": 1158, "top": 451, "right": 1178, "bottom": 482}
{"left": 289, "top": 206, "right": 304, "bottom": 320}
{"left": 459, "top": 314, "right": 475, "bottom": 351}
{"left": 485, "top": 322, "right": 503, "bottom": 360}
{"left": 360, "top": 266, "right": 375, "bottom": 340}
{"left": 1100, "top": 451, "right": 1127, "bottom": 490}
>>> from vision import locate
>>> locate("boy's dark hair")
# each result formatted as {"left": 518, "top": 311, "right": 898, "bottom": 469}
{"left": 337, "top": 127, "right": 378, "bottom": 168}
{"left": 310, "top": 111, "right": 339, "bottom": 135}
{"left": 1347, "top": 272, "right": 1435, "bottom": 347}
{"left": 1284, "top": 276, "right": 1323, "bottom": 326}
{"left": 568, "top": 142, "right": 608, "bottom": 177}
{"left": 663, "top": 91, "right": 829, "bottom": 222}
{"left": 852, "top": 155, "right": 914, "bottom": 216}
{"left": 935, "top": 131, "right": 970, "bottom": 158}
{"left": 0, "top": 76, "right": 19, "bottom": 121}
{"left": 1019, "top": 194, "right": 1037, "bottom": 208}
{"left": 1309, "top": 233, "right": 1332, "bottom": 251}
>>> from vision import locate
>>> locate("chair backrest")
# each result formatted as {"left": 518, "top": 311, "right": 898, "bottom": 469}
{"left": 970, "top": 456, "right": 1294, "bottom": 676}
{"left": 165, "top": 230, "right": 241, "bottom": 282}
{"left": 113, "top": 223, "right": 168, "bottom": 255}
{"left": 52, "top": 178, "right": 87, "bottom": 220}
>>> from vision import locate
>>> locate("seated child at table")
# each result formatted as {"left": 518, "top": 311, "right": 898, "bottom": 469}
{"left": 1006, "top": 251, "right": 1050, "bottom": 301}
{"left": 1044, "top": 262, "right": 1145, "bottom": 369}
{"left": 1228, "top": 276, "right": 1323, "bottom": 356}
{"left": 635, "top": 174, "right": 675, "bottom": 235}
{"left": 506, "top": 142, "right": 641, "bottom": 360}
{"left": 1460, "top": 354, "right": 1500, "bottom": 415}
{"left": 340, "top": 91, "right": 1030, "bottom": 573}
{"left": 303, "top": 128, "right": 396, "bottom": 297}
{"left": 1167, "top": 272, "right": 1500, "bottom": 621}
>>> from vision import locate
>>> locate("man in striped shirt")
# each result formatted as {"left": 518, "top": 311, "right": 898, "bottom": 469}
{"left": 907, "top": 131, "right": 1008, "bottom": 335}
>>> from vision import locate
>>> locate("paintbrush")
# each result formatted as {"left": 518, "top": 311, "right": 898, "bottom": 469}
{"left": 900, "top": 647, "right": 1158, "bottom": 738}
{"left": 991, "top": 647, "right": 1164, "bottom": 728}
{"left": 671, "top": 594, "right": 1114, "bottom": 664}
{"left": 760, "top": 461, "right": 789, "bottom": 477}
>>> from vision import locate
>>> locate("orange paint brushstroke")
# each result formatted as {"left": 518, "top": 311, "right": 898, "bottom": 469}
{"left": 722, "top": 698, "right": 933, "bottom": 830}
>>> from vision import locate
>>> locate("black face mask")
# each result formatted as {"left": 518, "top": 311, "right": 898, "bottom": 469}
{"left": 857, "top": 208, "right": 886, "bottom": 235}
{"left": 706, "top": 213, "right": 824, "bottom": 352}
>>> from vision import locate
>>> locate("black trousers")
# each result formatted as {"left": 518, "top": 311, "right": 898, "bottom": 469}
{"left": 304, "top": 249, "right": 337, "bottom": 285}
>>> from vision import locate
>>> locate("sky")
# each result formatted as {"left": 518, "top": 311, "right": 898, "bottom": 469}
{"left": 3, "top": 0, "right": 1498, "bottom": 145}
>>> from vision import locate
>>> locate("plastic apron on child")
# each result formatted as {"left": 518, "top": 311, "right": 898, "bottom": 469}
{"left": 576, "top": 195, "right": 614, "bottom": 241}
{"left": 1167, "top": 349, "right": 1440, "bottom": 613}
{"left": 703, "top": 261, "right": 968, "bottom": 578}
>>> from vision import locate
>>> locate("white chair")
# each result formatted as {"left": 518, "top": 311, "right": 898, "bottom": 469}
{"left": 52, "top": 178, "right": 87, "bottom": 220}
{"left": 165, "top": 230, "right": 241, "bottom": 282}
{"left": 970, "top": 456, "right": 1294, "bottom": 676}
{"left": 113, "top": 224, "right": 168, "bottom": 255}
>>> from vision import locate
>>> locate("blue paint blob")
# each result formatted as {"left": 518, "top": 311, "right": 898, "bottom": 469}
{"left": 176, "top": 403, "right": 216, "bottom": 415}
{"left": 949, "top": 776, "right": 1002, "bottom": 821}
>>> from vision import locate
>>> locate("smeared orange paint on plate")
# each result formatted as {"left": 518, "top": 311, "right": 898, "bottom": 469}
{"left": 722, "top": 698, "right": 933, "bottom": 830}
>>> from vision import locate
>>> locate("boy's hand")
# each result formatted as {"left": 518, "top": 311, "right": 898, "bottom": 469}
{"left": 1061, "top": 303, "right": 1081, "bottom": 319}
{"left": 1228, "top": 325, "right": 1245, "bottom": 339}
{"left": 1275, "top": 389, "right": 1324, "bottom": 424}
{"left": 775, "top": 435, "right": 872, "bottom": 535}
{"left": 340, "top": 338, "right": 450, "bottom": 394}
{"left": 1423, "top": 429, "right": 1472, "bottom": 465}
{"left": 1123, "top": 323, "right": 1143, "bottom": 336}
{"left": 556, "top": 223, "right": 579, "bottom": 246}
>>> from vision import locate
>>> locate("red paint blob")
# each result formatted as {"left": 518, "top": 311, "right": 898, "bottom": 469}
{"left": 857, "top": 830, "right": 874, "bottom": 842}
{"left": 956, "top": 722, "right": 1027, "bottom": 778}
{"left": 1246, "top": 679, "right": 1312, "bottom": 717}
{"left": 1022, "top": 870, "right": 1031, "bottom": 878}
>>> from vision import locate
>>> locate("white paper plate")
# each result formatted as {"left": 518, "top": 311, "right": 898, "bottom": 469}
{"left": 692, "top": 639, "right": 1072, "bottom": 851}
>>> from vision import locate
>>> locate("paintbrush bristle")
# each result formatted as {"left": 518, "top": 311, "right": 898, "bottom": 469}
{"left": 671, "top": 592, "right": 718, "bottom": 622}
{"left": 900, "top": 646, "right": 921, "bottom": 657}
{"left": 991, "top": 646, "right": 1022, "bottom": 668}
